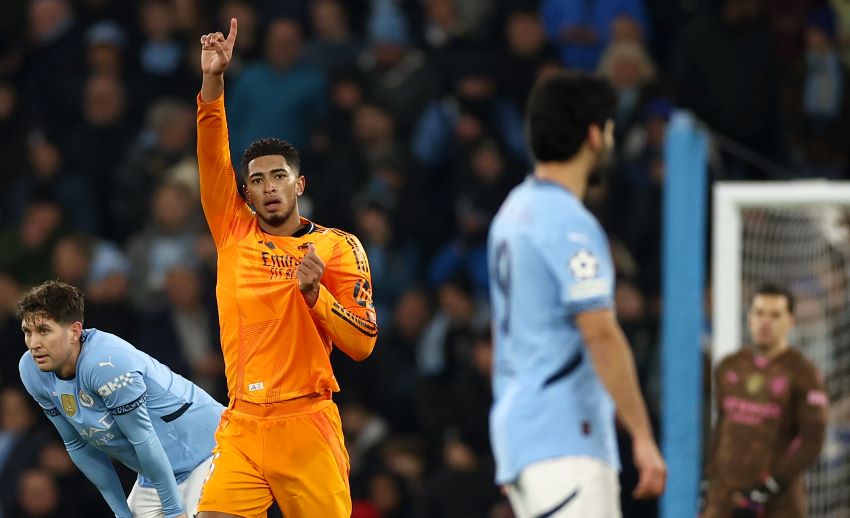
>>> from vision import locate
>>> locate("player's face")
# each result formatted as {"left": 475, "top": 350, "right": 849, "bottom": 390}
{"left": 748, "top": 295, "right": 794, "bottom": 352}
{"left": 244, "top": 155, "right": 305, "bottom": 229}
{"left": 21, "top": 315, "right": 82, "bottom": 376}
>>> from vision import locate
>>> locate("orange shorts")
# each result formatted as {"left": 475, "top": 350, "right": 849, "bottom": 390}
{"left": 196, "top": 394, "right": 351, "bottom": 518}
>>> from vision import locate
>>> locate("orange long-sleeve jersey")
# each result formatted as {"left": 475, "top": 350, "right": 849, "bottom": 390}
{"left": 196, "top": 93, "right": 377, "bottom": 404}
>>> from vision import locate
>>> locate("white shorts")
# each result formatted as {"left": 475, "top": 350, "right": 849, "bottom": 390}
{"left": 127, "top": 456, "right": 213, "bottom": 518}
{"left": 506, "top": 456, "right": 621, "bottom": 518}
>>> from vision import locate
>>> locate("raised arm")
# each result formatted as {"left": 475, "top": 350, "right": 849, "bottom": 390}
{"left": 197, "top": 18, "right": 244, "bottom": 248}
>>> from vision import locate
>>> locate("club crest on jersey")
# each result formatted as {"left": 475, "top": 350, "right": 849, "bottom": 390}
{"left": 61, "top": 394, "right": 77, "bottom": 416}
{"left": 569, "top": 249, "right": 599, "bottom": 280}
{"left": 78, "top": 390, "right": 95, "bottom": 408}
{"left": 746, "top": 373, "right": 765, "bottom": 395}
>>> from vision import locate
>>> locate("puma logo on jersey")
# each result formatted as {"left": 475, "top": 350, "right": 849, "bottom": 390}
{"left": 98, "top": 356, "right": 115, "bottom": 368}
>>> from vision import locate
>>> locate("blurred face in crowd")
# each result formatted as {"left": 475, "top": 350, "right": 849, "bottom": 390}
{"left": 311, "top": 0, "right": 349, "bottom": 40}
{"left": 266, "top": 19, "right": 304, "bottom": 70}
{"left": 84, "top": 75, "right": 126, "bottom": 126}
{"left": 426, "top": 0, "right": 458, "bottom": 27}
{"left": 438, "top": 283, "right": 474, "bottom": 323}
{"left": 52, "top": 237, "right": 91, "bottom": 284}
{"left": 0, "top": 83, "right": 16, "bottom": 121}
{"left": 806, "top": 27, "right": 832, "bottom": 54}
{"left": 471, "top": 334, "right": 492, "bottom": 377}
{"left": 507, "top": 11, "right": 545, "bottom": 56}
{"left": 140, "top": 0, "right": 175, "bottom": 40}
{"left": 354, "top": 104, "right": 394, "bottom": 145}
{"left": 18, "top": 470, "right": 59, "bottom": 518}
{"left": 610, "top": 15, "right": 642, "bottom": 42}
{"left": 331, "top": 77, "right": 363, "bottom": 111}
{"left": 393, "top": 290, "right": 431, "bottom": 340}
{"left": 748, "top": 294, "right": 794, "bottom": 354}
{"left": 609, "top": 51, "right": 644, "bottom": 91}
{"left": 356, "top": 205, "right": 391, "bottom": 246}
{"left": 244, "top": 155, "right": 304, "bottom": 228}
{"left": 221, "top": 0, "right": 259, "bottom": 50}
{"left": 471, "top": 144, "right": 504, "bottom": 184}
{"left": 1, "top": 388, "right": 35, "bottom": 432}
{"left": 369, "top": 473, "right": 402, "bottom": 516}
{"left": 28, "top": 137, "right": 61, "bottom": 178}
{"left": 29, "top": 0, "right": 71, "bottom": 43}
{"left": 150, "top": 104, "right": 195, "bottom": 153}
{"left": 21, "top": 314, "right": 83, "bottom": 377}
{"left": 152, "top": 182, "right": 194, "bottom": 233}
{"left": 39, "top": 442, "right": 75, "bottom": 476}
{"left": 86, "top": 43, "right": 124, "bottom": 75}
{"left": 0, "top": 274, "right": 21, "bottom": 317}
{"left": 21, "top": 201, "right": 62, "bottom": 250}
{"left": 164, "top": 267, "right": 201, "bottom": 310}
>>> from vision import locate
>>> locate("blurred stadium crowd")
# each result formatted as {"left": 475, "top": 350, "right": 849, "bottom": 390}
{"left": 0, "top": 0, "right": 848, "bottom": 516}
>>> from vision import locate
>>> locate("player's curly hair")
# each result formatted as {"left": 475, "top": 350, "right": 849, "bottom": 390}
{"left": 15, "top": 280, "right": 85, "bottom": 325}
{"left": 526, "top": 71, "right": 617, "bottom": 163}
{"left": 241, "top": 138, "right": 301, "bottom": 181}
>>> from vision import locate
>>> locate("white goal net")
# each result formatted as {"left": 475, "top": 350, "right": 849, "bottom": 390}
{"left": 713, "top": 181, "right": 850, "bottom": 517}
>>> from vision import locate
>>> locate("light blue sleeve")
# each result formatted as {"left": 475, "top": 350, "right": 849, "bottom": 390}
{"left": 537, "top": 218, "right": 615, "bottom": 314}
{"left": 112, "top": 405, "right": 184, "bottom": 518}
{"left": 85, "top": 349, "right": 185, "bottom": 518}
{"left": 19, "top": 356, "right": 132, "bottom": 518}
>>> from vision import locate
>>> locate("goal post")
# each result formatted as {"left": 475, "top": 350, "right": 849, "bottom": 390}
{"left": 711, "top": 180, "right": 850, "bottom": 517}
{"left": 712, "top": 181, "right": 850, "bottom": 365}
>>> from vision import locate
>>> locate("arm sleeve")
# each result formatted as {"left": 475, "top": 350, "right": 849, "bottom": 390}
{"left": 772, "top": 361, "right": 829, "bottom": 485}
{"left": 88, "top": 350, "right": 183, "bottom": 517}
{"left": 113, "top": 404, "right": 184, "bottom": 518}
{"left": 196, "top": 92, "right": 247, "bottom": 248}
{"left": 19, "top": 359, "right": 132, "bottom": 518}
{"left": 310, "top": 233, "right": 378, "bottom": 361}
{"left": 58, "top": 419, "right": 133, "bottom": 518}
{"left": 537, "top": 222, "right": 615, "bottom": 315}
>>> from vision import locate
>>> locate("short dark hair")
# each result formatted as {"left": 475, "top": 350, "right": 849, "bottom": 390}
{"left": 240, "top": 138, "right": 301, "bottom": 181}
{"left": 15, "top": 281, "right": 85, "bottom": 325}
{"left": 526, "top": 71, "right": 617, "bottom": 162}
{"left": 753, "top": 284, "right": 795, "bottom": 315}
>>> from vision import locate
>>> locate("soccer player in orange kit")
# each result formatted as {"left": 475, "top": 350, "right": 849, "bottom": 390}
{"left": 194, "top": 19, "right": 377, "bottom": 518}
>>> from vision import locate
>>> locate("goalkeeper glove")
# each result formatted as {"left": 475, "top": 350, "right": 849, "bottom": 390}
{"left": 732, "top": 476, "right": 781, "bottom": 518}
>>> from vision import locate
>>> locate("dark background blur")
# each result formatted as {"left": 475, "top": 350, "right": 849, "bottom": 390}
{"left": 0, "top": 0, "right": 848, "bottom": 516}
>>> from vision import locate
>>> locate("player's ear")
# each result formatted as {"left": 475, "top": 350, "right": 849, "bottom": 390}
{"left": 296, "top": 175, "right": 305, "bottom": 196}
{"left": 586, "top": 123, "right": 603, "bottom": 151}
{"left": 69, "top": 321, "right": 83, "bottom": 344}
{"left": 242, "top": 183, "right": 251, "bottom": 202}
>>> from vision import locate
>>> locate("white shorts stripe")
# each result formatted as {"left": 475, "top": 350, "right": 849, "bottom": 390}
{"left": 506, "top": 456, "right": 621, "bottom": 518}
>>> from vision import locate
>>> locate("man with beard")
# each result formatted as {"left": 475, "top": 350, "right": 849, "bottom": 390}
{"left": 194, "top": 18, "right": 378, "bottom": 518}
{"left": 701, "top": 285, "right": 828, "bottom": 518}
{"left": 487, "top": 72, "right": 666, "bottom": 517}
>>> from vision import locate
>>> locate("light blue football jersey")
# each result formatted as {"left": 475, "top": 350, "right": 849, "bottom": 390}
{"left": 20, "top": 328, "right": 224, "bottom": 487}
{"left": 487, "top": 177, "right": 620, "bottom": 484}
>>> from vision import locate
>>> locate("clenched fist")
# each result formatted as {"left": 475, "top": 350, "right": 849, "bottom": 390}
{"left": 297, "top": 244, "right": 324, "bottom": 307}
